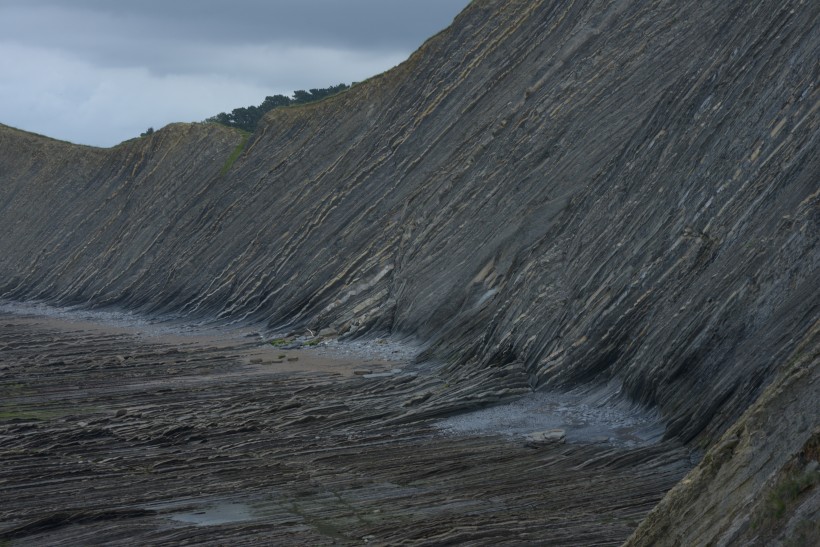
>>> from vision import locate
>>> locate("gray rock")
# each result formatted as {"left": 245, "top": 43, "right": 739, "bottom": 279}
{"left": 524, "top": 429, "right": 566, "bottom": 447}
{"left": 0, "top": 0, "right": 816, "bottom": 544}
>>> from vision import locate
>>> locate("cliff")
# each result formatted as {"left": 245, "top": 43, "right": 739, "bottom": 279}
{"left": 1, "top": 0, "right": 817, "bottom": 543}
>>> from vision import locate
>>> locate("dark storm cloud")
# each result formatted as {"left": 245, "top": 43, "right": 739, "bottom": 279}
{"left": 0, "top": 0, "right": 470, "bottom": 146}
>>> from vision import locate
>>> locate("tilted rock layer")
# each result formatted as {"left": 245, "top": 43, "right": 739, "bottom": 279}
{"left": 0, "top": 0, "right": 817, "bottom": 543}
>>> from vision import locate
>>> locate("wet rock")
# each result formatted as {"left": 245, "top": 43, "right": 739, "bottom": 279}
{"left": 524, "top": 429, "right": 566, "bottom": 447}
{"left": 588, "top": 436, "right": 611, "bottom": 444}
{"left": 0, "top": 315, "right": 691, "bottom": 545}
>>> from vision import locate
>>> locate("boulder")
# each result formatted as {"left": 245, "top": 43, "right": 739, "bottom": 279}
{"left": 524, "top": 429, "right": 566, "bottom": 447}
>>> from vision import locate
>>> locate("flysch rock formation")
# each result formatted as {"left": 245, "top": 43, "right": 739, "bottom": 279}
{"left": 0, "top": 0, "right": 818, "bottom": 544}
{"left": 0, "top": 312, "right": 690, "bottom": 545}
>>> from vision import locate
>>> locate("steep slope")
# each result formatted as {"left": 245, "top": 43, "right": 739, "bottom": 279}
{"left": 0, "top": 122, "right": 245, "bottom": 307}
{"left": 0, "top": 0, "right": 818, "bottom": 542}
{"left": 627, "top": 322, "right": 819, "bottom": 545}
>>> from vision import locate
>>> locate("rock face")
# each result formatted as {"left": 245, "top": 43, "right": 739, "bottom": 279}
{"left": 627, "top": 324, "right": 819, "bottom": 546}
{"left": 0, "top": 0, "right": 817, "bottom": 543}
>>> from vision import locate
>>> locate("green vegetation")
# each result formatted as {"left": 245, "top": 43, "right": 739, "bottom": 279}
{"left": 784, "top": 518, "right": 820, "bottom": 547}
{"left": 754, "top": 432, "right": 820, "bottom": 534}
{"left": 140, "top": 127, "right": 154, "bottom": 137}
{"left": 0, "top": 407, "right": 61, "bottom": 421}
{"left": 206, "top": 84, "right": 350, "bottom": 133}
{"left": 270, "top": 338, "right": 289, "bottom": 347}
{"left": 220, "top": 131, "right": 250, "bottom": 176}
{"left": 764, "top": 467, "right": 819, "bottom": 520}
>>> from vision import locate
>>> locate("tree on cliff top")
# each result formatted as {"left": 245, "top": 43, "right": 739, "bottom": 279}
{"left": 206, "top": 84, "right": 350, "bottom": 133}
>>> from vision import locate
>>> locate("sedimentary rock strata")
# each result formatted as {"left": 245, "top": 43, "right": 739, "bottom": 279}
{"left": 0, "top": 313, "right": 689, "bottom": 545}
{"left": 0, "top": 0, "right": 817, "bottom": 543}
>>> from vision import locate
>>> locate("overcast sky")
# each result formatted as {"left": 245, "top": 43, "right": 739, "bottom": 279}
{"left": 0, "top": 0, "right": 470, "bottom": 147}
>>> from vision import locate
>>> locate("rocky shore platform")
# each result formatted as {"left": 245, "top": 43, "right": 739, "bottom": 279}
{"left": 0, "top": 309, "right": 692, "bottom": 545}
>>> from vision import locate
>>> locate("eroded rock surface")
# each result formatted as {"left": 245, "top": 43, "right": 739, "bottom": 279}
{"left": 1, "top": 0, "right": 816, "bottom": 444}
{"left": 627, "top": 323, "right": 819, "bottom": 546}
{"left": 0, "top": 313, "right": 689, "bottom": 545}
{"left": 0, "top": 0, "right": 818, "bottom": 544}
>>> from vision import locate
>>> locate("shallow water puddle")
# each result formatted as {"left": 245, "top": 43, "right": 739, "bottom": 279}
{"left": 167, "top": 502, "right": 255, "bottom": 527}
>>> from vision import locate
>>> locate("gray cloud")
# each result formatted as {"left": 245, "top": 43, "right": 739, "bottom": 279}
{"left": 9, "top": 0, "right": 467, "bottom": 47}
{"left": 0, "top": 0, "right": 469, "bottom": 146}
